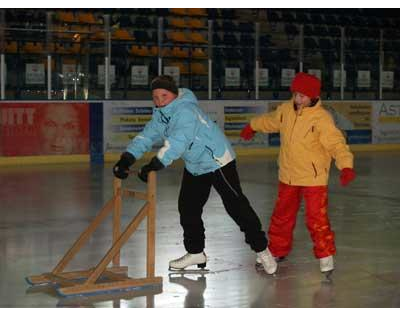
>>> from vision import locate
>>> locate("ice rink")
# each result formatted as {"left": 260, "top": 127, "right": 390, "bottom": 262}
{"left": 1, "top": 151, "right": 399, "bottom": 307}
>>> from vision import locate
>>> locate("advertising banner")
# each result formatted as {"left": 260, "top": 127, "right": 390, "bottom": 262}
{"left": 267, "top": 101, "right": 372, "bottom": 145}
{"left": 0, "top": 102, "right": 89, "bottom": 156}
{"left": 372, "top": 101, "right": 400, "bottom": 143}
{"left": 103, "top": 101, "right": 154, "bottom": 153}
{"left": 223, "top": 101, "right": 269, "bottom": 146}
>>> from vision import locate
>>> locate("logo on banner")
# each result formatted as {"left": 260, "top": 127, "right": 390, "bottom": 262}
{"left": 378, "top": 103, "right": 400, "bottom": 119}
{"left": 373, "top": 102, "right": 400, "bottom": 144}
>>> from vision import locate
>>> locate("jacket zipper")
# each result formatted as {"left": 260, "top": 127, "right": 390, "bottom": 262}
{"left": 289, "top": 114, "right": 299, "bottom": 143}
{"left": 312, "top": 162, "right": 318, "bottom": 178}
{"left": 288, "top": 109, "right": 299, "bottom": 186}
{"left": 304, "top": 125, "right": 314, "bottom": 138}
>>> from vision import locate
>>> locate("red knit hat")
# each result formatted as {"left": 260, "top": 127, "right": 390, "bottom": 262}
{"left": 290, "top": 72, "right": 321, "bottom": 99}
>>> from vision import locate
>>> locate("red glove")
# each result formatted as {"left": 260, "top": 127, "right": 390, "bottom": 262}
{"left": 340, "top": 168, "right": 356, "bottom": 186}
{"left": 240, "top": 124, "right": 256, "bottom": 141}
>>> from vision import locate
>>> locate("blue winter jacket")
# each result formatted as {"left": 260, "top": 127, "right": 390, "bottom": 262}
{"left": 126, "top": 88, "right": 236, "bottom": 176}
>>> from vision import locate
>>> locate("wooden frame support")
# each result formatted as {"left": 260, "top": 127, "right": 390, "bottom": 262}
{"left": 26, "top": 172, "right": 162, "bottom": 297}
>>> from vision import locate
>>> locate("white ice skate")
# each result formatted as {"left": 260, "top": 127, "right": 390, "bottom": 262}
{"left": 256, "top": 248, "right": 278, "bottom": 275}
{"left": 320, "top": 255, "right": 334, "bottom": 272}
{"left": 256, "top": 255, "right": 286, "bottom": 265}
{"left": 320, "top": 255, "right": 334, "bottom": 280}
{"left": 169, "top": 252, "right": 208, "bottom": 272}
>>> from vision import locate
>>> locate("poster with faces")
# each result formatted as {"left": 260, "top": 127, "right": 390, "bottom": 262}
{"left": 259, "top": 68, "right": 269, "bottom": 87}
{"left": 334, "top": 70, "right": 347, "bottom": 88}
{"left": 357, "top": 70, "right": 371, "bottom": 88}
{"left": 281, "top": 68, "right": 295, "bottom": 87}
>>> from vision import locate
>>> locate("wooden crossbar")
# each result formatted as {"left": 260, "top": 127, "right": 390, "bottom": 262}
{"left": 122, "top": 189, "right": 147, "bottom": 201}
{"left": 57, "top": 276, "right": 163, "bottom": 297}
{"left": 26, "top": 266, "right": 128, "bottom": 286}
{"left": 26, "top": 172, "right": 162, "bottom": 297}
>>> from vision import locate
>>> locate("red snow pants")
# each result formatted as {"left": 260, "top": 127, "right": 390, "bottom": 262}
{"left": 267, "top": 182, "right": 336, "bottom": 259}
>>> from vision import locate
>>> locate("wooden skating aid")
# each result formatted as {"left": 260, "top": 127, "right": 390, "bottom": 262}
{"left": 26, "top": 172, "right": 162, "bottom": 297}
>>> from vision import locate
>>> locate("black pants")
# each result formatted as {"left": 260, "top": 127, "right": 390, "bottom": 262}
{"left": 178, "top": 160, "right": 268, "bottom": 254}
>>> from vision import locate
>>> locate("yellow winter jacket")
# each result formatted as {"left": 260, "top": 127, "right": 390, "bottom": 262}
{"left": 250, "top": 99, "right": 354, "bottom": 186}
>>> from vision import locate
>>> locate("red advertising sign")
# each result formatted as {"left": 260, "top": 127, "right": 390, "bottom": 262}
{"left": 0, "top": 102, "right": 89, "bottom": 156}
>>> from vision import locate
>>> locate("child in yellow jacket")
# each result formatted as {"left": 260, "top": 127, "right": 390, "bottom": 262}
{"left": 240, "top": 72, "right": 356, "bottom": 275}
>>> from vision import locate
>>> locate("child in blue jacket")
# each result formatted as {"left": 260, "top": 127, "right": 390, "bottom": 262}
{"left": 113, "top": 75, "right": 277, "bottom": 274}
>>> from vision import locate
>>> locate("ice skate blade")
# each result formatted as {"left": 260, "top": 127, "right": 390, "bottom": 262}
{"left": 322, "top": 270, "right": 334, "bottom": 282}
{"left": 255, "top": 262, "right": 263, "bottom": 270}
{"left": 168, "top": 269, "right": 210, "bottom": 276}
{"left": 168, "top": 265, "right": 210, "bottom": 274}
{"left": 255, "top": 263, "right": 278, "bottom": 276}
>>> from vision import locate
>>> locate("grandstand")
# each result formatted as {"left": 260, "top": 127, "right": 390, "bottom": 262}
{"left": 0, "top": 8, "right": 400, "bottom": 100}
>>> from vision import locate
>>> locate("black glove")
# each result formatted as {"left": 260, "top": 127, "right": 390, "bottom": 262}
{"left": 138, "top": 156, "right": 165, "bottom": 183}
{"left": 113, "top": 152, "right": 136, "bottom": 179}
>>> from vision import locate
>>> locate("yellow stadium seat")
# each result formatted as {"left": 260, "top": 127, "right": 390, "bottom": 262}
{"left": 68, "top": 43, "right": 82, "bottom": 54}
{"left": 5, "top": 41, "right": 17, "bottom": 53}
{"left": 149, "top": 46, "right": 159, "bottom": 56}
{"left": 77, "top": 12, "right": 99, "bottom": 24}
{"left": 113, "top": 29, "right": 134, "bottom": 40}
{"left": 70, "top": 25, "right": 90, "bottom": 33}
{"left": 91, "top": 31, "right": 105, "bottom": 40}
{"left": 171, "top": 47, "right": 189, "bottom": 58}
{"left": 161, "top": 47, "right": 172, "bottom": 57}
{"left": 187, "top": 19, "right": 206, "bottom": 29}
{"left": 168, "top": 62, "right": 189, "bottom": 74}
{"left": 187, "top": 8, "right": 208, "bottom": 16}
{"left": 54, "top": 26, "right": 73, "bottom": 39}
{"left": 189, "top": 32, "right": 208, "bottom": 44}
{"left": 192, "top": 48, "right": 208, "bottom": 59}
{"left": 45, "top": 43, "right": 56, "bottom": 54}
{"left": 58, "top": 11, "right": 76, "bottom": 23}
{"left": 131, "top": 45, "right": 151, "bottom": 56}
{"left": 170, "top": 18, "right": 187, "bottom": 28}
{"left": 170, "top": 8, "right": 187, "bottom": 16}
{"left": 90, "top": 25, "right": 103, "bottom": 33}
{"left": 191, "top": 62, "right": 208, "bottom": 75}
{"left": 55, "top": 43, "right": 68, "bottom": 54}
{"left": 167, "top": 31, "right": 191, "bottom": 43}
{"left": 23, "top": 42, "right": 44, "bottom": 54}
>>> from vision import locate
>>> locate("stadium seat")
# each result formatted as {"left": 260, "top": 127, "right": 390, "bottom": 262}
{"left": 189, "top": 32, "right": 208, "bottom": 44}
{"left": 191, "top": 62, "right": 208, "bottom": 75}
{"left": 170, "top": 8, "right": 187, "bottom": 16}
{"left": 186, "top": 8, "right": 207, "bottom": 16}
